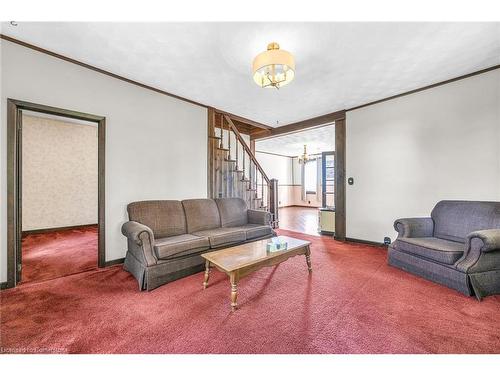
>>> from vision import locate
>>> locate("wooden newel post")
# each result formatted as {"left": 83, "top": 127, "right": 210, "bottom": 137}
{"left": 269, "top": 178, "right": 279, "bottom": 228}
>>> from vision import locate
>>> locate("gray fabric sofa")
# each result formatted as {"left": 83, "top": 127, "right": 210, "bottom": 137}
{"left": 388, "top": 200, "right": 500, "bottom": 299}
{"left": 121, "top": 198, "right": 276, "bottom": 290}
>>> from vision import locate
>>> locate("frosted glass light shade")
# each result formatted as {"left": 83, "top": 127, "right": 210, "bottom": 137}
{"left": 252, "top": 42, "right": 295, "bottom": 89}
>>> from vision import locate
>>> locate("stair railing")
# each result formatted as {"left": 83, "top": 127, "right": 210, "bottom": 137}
{"left": 222, "top": 115, "right": 279, "bottom": 228}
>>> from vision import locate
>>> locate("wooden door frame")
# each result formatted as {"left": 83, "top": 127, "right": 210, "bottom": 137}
{"left": 5, "top": 98, "right": 106, "bottom": 289}
{"left": 334, "top": 118, "right": 346, "bottom": 241}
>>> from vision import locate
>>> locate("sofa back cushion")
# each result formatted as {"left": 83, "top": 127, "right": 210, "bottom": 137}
{"left": 182, "top": 199, "right": 221, "bottom": 233}
{"left": 215, "top": 198, "right": 248, "bottom": 227}
{"left": 127, "top": 200, "right": 186, "bottom": 238}
{"left": 431, "top": 200, "right": 500, "bottom": 243}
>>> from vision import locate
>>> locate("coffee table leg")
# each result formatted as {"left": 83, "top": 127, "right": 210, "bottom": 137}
{"left": 305, "top": 246, "right": 312, "bottom": 273}
{"left": 203, "top": 260, "right": 211, "bottom": 289}
{"left": 230, "top": 272, "right": 238, "bottom": 311}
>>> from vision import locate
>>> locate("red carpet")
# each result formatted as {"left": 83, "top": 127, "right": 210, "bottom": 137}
{"left": 20, "top": 225, "right": 98, "bottom": 284}
{"left": 1, "top": 229, "right": 499, "bottom": 354}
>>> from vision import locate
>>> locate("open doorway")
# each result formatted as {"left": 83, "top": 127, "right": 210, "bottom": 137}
{"left": 255, "top": 124, "right": 335, "bottom": 236}
{"left": 6, "top": 99, "right": 105, "bottom": 288}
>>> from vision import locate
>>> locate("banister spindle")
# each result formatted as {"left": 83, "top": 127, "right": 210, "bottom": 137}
{"left": 236, "top": 138, "right": 239, "bottom": 170}
{"left": 220, "top": 115, "right": 224, "bottom": 148}
{"left": 228, "top": 123, "right": 231, "bottom": 158}
{"left": 261, "top": 173, "right": 264, "bottom": 204}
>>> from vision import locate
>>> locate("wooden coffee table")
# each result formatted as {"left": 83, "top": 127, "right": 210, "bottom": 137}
{"left": 201, "top": 235, "right": 312, "bottom": 311}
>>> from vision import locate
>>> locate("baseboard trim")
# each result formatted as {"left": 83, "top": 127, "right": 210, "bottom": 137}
{"left": 345, "top": 237, "right": 387, "bottom": 247}
{"left": 22, "top": 223, "right": 98, "bottom": 236}
{"left": 281, "top": 205, "right": 321, "bottom": 208}
{"left": 104, "top": 257, "right": 125, "bottom": 267}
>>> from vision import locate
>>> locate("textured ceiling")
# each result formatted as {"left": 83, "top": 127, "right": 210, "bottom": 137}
{"left": 2, "top": 22, "right": 499, "bottom": 126}
{"left": 256, "top": 125, "right": 335, "bottom": 157}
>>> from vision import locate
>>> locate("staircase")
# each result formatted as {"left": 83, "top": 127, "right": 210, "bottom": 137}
{"left": 208, "top": 111, "right": 279, "bottom": 228}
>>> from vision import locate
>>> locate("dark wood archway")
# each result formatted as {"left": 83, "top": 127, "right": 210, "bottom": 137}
{"left": 4, "top": 99, "right": 106, "bottom": 289}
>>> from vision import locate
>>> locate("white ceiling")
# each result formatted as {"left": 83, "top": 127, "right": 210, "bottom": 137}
{"left": 2, "top": 22, "right": 499, "bottom": 126}
{"left": 256, "top": 125, "right": 335, "bottom": 157}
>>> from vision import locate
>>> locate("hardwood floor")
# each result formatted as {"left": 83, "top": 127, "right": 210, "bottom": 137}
{"left": 278, "top": 206, "right": 320, "bottom": 236}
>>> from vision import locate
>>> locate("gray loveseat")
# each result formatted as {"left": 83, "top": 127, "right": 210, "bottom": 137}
{"left": 121, "top": 198, "right": 276, "bottom": 290}
{"left": 388, "top": 200, "right": 500, "bottom": 299}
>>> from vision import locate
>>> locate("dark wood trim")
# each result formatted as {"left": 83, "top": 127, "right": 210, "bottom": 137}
{"left": 251, "top": 110, "right": 344, "bottom": 140}
{"left": 346, "top": 237, "right": 387, "bottom": 248}
{"left": 98, "top": 116, "right": 106, "bottom": 269}
{"left": 6, "top": 100, "right": 18, "bottom": 289}
{"left": 283, "top": 204, "right": 321, "bottom": 208}
{"left": 347, "top": 64, "right": 500, "bottom": 112}
{"left": 22, "top": 224, "right": 98, "bottom": 236}
{"left": 207, "top": 107, "right": 216, "bottom": 198}
{"left": 104, "top": 257, "right": 125, "bottom": 267}
{"left": 5, "top": 99, "right": 106, "bottom": 289}
{"left": 334, "top": 118, "right": 346, "bottom": 241}
{"left": 1, "top": 34, "right": 275, "bottom": 133}
{"left": 0, "top": 34, "right": 208, "bottom": 109}
{"left": 0, "top": 281, "right": 9, "bottom": 290}
{"left": 216, "top": 110, "right": 272, "bottom": 130}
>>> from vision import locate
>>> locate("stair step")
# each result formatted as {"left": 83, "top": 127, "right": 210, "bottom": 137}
{"left": 217, "top": 147, "right": 230, "bottom": 152}
{"left": 224, "top": 159, "right": 237, "bottom": 162}
{"left": 209, "top": 135, "right": 221, "bottom": 140}
{"left": 240, "top": 178, "right": 250, "bottom": 182}
{"left": 233, "top": 170, "right": 244, "bottom": 173}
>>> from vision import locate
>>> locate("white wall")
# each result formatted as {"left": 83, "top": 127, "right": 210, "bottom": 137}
{"left": 0, "top": 41, "right": 207, "bottom": 282}
{"left": 255, "top": 152, "right": 293, "bottom": 185}
{"left": 346, "top": 69, "right": 500, "bottom": 243}
{"left": 22, "top": 115, "right": 98, "bottom": 230}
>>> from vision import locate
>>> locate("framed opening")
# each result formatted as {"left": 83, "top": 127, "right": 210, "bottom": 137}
{"left": 6, "top": 99, "right": 106, "bottom": 289}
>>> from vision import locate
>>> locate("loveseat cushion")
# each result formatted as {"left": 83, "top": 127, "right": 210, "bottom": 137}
{"left": 215, "top": 198, "right": 248, "bottom": 227}
{"left": 153, "top": 234, "right": 210, "bottom": 260}
{"left": 192, "top": 228, "right": 246, "bottom": 248}
{"left": 431, "top": 201, "right": 500, "bottom": 243}
{"left": 182, "top": 199, "right": 221, "bottom": 233}
{"left": 395, "top": 237, "right": 464, "bottom": 265}
{"left": 127, "top": 200, "right": 186, "bottom": 238}
{"left": 230, "top": 224, "right": 273, "bottom": 240}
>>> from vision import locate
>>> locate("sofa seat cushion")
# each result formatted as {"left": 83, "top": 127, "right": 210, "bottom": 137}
{"left": 192, "top": 228, "right": 246, "bottom": 248}
{"left": 230, "top": 224, "right": 273, "bottom": 240}
{"left": 395, "top": 237, "right": 464, "bottom": 265}
{"left": 154, "top": 234, "right": 210, "bottom": 260}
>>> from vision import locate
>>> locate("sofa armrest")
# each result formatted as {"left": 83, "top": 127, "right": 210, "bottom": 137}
{"left": 248, "top": 209, "right": 271, "bottom": 225}
{"left": 456, "top": 229, "right": 500, "bottom": 275}
{"left": 394, "top": 217, "right": 434, "bottom": 238}
{"left": 467, "top": 229, "right": 500, "bottom": 253}
{"left": 121, "top": 221, "right": 157, "bottom": 266}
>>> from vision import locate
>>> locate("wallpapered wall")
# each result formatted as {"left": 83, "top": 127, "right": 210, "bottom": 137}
{"left": 22, "top": 115, "right": 98, "bottom": 230}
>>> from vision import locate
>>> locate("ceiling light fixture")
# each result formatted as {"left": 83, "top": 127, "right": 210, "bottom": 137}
{"left": 298, "top": 145, "right": 315, "bottom": 164}
{"left": 252, "top": 42, "right": 295, "bottom": 89}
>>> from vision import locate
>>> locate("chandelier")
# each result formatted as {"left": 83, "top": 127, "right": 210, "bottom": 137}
{"left": 298, "top": 145, "right": 315, "bottom": 164}
{"left": 252, "top": 42, "right": 295, "bottom": 89}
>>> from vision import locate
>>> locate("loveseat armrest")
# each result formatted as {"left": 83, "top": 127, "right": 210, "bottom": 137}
{"left": 467, "top": 229, "right": 500, "bottom": 253}
{"left": 248, "top": 209, "right": 271, "bottom": 225}
{"left": 122, "top": 221, "right": 154, "bottom": 245}
{"left": 394, "top": 217, "right": 434, "bottom": 238}
{"left": 121, "top": 221, "right": 157, "bottom": 266}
